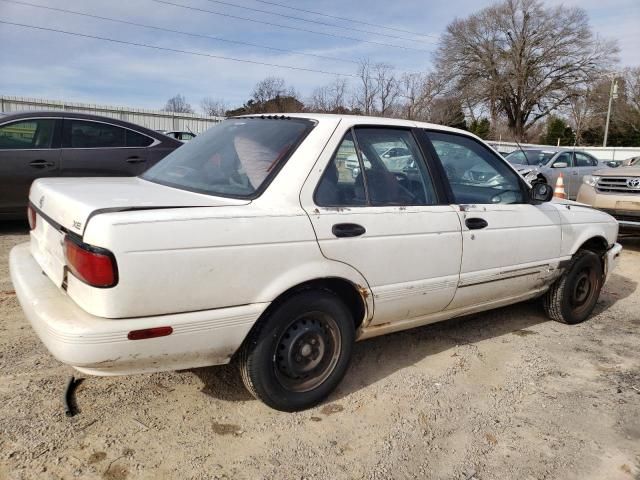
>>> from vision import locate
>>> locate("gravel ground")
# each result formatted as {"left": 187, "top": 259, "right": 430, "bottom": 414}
{"left": 1, "top": 221, "right": 639, "bottom": 480}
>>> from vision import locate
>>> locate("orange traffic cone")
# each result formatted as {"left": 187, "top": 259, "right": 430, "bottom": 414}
{"left": 553, "top": 173, "right": 566, "bottom": 199}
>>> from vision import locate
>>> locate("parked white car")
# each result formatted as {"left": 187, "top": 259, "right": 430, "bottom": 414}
{"left": 10, "top": 114, "right": 622, "bottom": 411}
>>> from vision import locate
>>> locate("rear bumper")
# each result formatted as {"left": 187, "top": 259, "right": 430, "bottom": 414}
{"left": 9, "top": 242, "right": 266, "bottom": 375}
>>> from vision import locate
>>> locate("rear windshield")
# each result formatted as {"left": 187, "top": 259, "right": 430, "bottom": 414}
{"left": 505, "top": 150, "right": 555, "bottom": 166}
{"left": 142, "top": 118, "right": 314, "bottom": 198}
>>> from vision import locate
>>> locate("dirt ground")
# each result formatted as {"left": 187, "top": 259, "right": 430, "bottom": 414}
{"left": 0, "top": 221, "right": 639, "bottom": 480}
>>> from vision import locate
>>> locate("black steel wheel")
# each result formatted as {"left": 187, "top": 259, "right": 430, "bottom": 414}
{"left": 543, "top": 250, "right": 603, "bottom": 324}
{"left": 238, "top": 290, "right": 355, "bottom": 411}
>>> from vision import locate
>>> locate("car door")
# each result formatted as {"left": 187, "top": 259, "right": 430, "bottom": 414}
{"left": 544, "top": 151, "right": 573, "bottom": 193}
{"left": 302, "top": 126, "right": 463, "bottom": 326}
{"left": 0, "top": 117, "right": 61, "bottom": 217}
{"left": 422, "top": 130, "right": 563, "bottom": 311}
{"left": 60, "top": 118, "right": 149, "bottom": 177}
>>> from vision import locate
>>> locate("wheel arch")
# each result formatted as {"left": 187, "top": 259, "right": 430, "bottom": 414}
{"left": 234, "top": 276, "right": 370, "bottom": 360}
{"left": 261, "top": 277, "right": 368, "bottom": 329}
{"left": 577, "top": 235, "right": 609, "bottom": 256}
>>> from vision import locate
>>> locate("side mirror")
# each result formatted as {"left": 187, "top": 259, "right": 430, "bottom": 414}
{"left": 553, "top": 162, "right": 568, "bottom": 168}
{"left": 530, "top": 182, "right": 553, "bottom": 203}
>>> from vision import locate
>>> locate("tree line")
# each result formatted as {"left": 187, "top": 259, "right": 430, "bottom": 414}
{"left": 162, "top": 0, "right": 639, "bottom": 147}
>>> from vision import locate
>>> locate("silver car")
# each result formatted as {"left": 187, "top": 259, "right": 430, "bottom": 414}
{"left": 505, "top": 149, "right": 602, "bottom": 199}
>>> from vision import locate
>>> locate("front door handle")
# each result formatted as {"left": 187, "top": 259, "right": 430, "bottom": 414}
{"left": 465, "top": 217, "right": 488, "bottom": 230}
{"left": 29, "top": 159, "right": 54, "bottom": 168}
{"left": 126, "top": 156, "right": 146, "bottom": 164}
{"left": 332, "top": 223, "right": 366, "bottom": 238}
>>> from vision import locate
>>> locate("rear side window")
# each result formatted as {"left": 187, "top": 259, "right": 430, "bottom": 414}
{"left": 126, "top": 130, "right": 154, "bottom": 147}
{"left": 315, "top": 128, "right": 438, "bottom": 207}
{"left": 143, "top": 118, "right": 314, "bottom": 198}
{"left": 575, "top": 152, "right": 597, "bottom": 167}
{"left": 426, "top": 131, "right": 525, "bottom": 205}
{"left": 65, "top": 120, "right": 126, "bottom": 148}
{"left": 0, "top": 119, "right": 56, "bottom": 149}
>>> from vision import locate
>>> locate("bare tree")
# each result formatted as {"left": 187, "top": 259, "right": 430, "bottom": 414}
{"left": 308, "top": 78, "right": 349, "bottom": 113}
{"left": 429, "top": 96, "right": 467, "bottom": 129}
{"left": 353, "top": 59, "right": 379, "bottom": 115}
{"left": 436, "top": 0, "right": 617, "bottom": 140}
{"left": 164, "top": 94, "right": 194, "bottom": 114}
{"left": 398, "top": 72, "right": 445, "bottom": 121}
{"left": 374, "top": 63, "right": 399, "bottom": 117}
{"left": 200, "top": 97, "right": 227, "bottom": 117}
{"left": 251, "top": 77, "right": 296, "bottom": 104}
{"left": 564, "top": 87, "right": 597, "bottom": 145}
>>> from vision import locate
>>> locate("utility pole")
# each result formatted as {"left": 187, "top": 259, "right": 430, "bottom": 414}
{"left": 603, "top": 76, "right": 618, "bottom": 147}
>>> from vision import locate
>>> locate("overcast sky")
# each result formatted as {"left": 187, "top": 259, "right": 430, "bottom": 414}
{"left": 1, "top": 0, "right": 638, "bottom": 113}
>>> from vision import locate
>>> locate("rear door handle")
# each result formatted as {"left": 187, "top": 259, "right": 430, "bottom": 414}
{"left": 465, "top": 218, "right": 488, "bottom": 230}
{"left": 29, "top": 159, "right": 54, "bottom": 168}
{"left": 126, "top": 156, "right": 146, "bottom": 163}
{"left": 332, "top": 223, "right": 366, "bottom": 238}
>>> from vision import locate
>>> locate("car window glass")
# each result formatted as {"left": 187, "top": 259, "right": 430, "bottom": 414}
{"left": 426, "top": 131, "right": 525, "bottom": 205}
{"left": 316, "top": 129, "right": 437, "bottom": 207}
{"left": 354, "top": 128, "right": 436, "bottom": 206}
{"left": 143, "top": 118, "right": 312, "bottom": 198}
{"left": 0, "top": 119, "right": 55, "bottom": 149}
{"left": 315, "top": 131, "right": 366, "bottom": 206}
{"left": 505, "top": 151, "right": 526, "bottom": 165}
{"left": 126, "top": 130, "right": 154, "bottom": 147}
{"left": 553, "top": 152, "right": 572, "bottom": 167}
{"left": 67, "top": 120, "right": 126, "bottom": 148}
{"left": 575, "top": 152, "right": 596, "bottom": 167}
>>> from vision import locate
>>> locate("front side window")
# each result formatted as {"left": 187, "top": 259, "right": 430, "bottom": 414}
{"left": 426, "top": 131, "right": 525, "bottom": 205}
{"left": 143, "top": 118, "right": 314, "bottom": 198}
{"left": 552, "top": 152, "right": 573, "bottom": 167}
{"left": 65, "top": 120, "right": 126, "bottom": 148}
{"left": 0, "top": 119, "right": 55, "bottom": 149}
{"left": 315, "top": 128, "right": 437, "bottom": 207}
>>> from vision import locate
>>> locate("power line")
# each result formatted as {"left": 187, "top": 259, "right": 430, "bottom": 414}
{"left": 152, "top": 0, "right": 433, "bottom": 54}
{"left": 0, "top": 0, "right": 359, "bottom": 65}
{"left": 0, "top": 20, "right": 360, "bottom": 77}
{"left": 200, "top": 0, "right": 434, "bottom": 44}
{"left": 253, "top": 0, "right": 439, "bottom": 40}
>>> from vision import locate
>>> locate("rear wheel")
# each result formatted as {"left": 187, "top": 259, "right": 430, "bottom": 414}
{"left": 543, "top": 250, "right": 603, "bottom": 324}
{"left": 238, "top": 290, "right": 355, "bottom": 411}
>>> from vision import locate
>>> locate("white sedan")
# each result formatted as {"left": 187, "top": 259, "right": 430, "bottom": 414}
{"left": 10, "top": 114, "right": 622, "bottom": 411}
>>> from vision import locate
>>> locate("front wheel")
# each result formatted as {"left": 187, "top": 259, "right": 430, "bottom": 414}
{"left": 238, "top": 290, "right": 355, "bottom": 411}
{"left": 543, "top": 250, "right": 603, "bottom": 324}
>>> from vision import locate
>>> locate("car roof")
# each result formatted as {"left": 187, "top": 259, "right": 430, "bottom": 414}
{"left": 0, "top": 110, "right": 182, "bottom": 146}
{"left": 236, "top": 112, "right": 478, "bottom": 137}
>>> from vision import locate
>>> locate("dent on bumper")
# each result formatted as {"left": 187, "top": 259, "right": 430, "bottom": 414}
{"left": 9, "top": 242, "right": 267, "bottom": 375}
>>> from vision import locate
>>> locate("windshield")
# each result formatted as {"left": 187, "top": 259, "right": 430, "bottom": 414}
{"left": 143, "top": 118, "right": 314, "bottom": 198}
{"left": 505, "top": 150, "right": 555, "bottom": 166}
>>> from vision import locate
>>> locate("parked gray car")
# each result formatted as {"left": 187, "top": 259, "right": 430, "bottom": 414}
{"left": 505, "top": 149, "right": 601, "bottom": 199}
{"left": 0, "top": 111, "right": 182, "bottom": 219}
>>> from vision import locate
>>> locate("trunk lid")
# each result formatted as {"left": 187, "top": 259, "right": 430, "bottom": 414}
{"left": 29, "top": 177, "right": 249, "bottom": 288}
{"left": 30, "top": 177, "right": 249, "bottom": 235}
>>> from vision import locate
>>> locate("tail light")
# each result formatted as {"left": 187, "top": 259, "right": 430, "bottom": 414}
{"left": 27, "top": 205, "right": 37, "bottom": 230}
{"left": 64, "top": 236, "right": 118, "bottom": 288}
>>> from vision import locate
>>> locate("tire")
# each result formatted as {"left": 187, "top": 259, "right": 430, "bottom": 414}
{"left": 238, "top": 290, "right": 355, "bottom": 412}
{"left": 543, "top": 250, "right": 603, "bottom": 324}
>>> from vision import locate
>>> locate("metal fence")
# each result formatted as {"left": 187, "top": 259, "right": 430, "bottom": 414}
{"left": 488, "top": 141, "right": 640, "bottom": 161}
{"left": 0, "top": 95, "right": 223, "bottom": 133}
